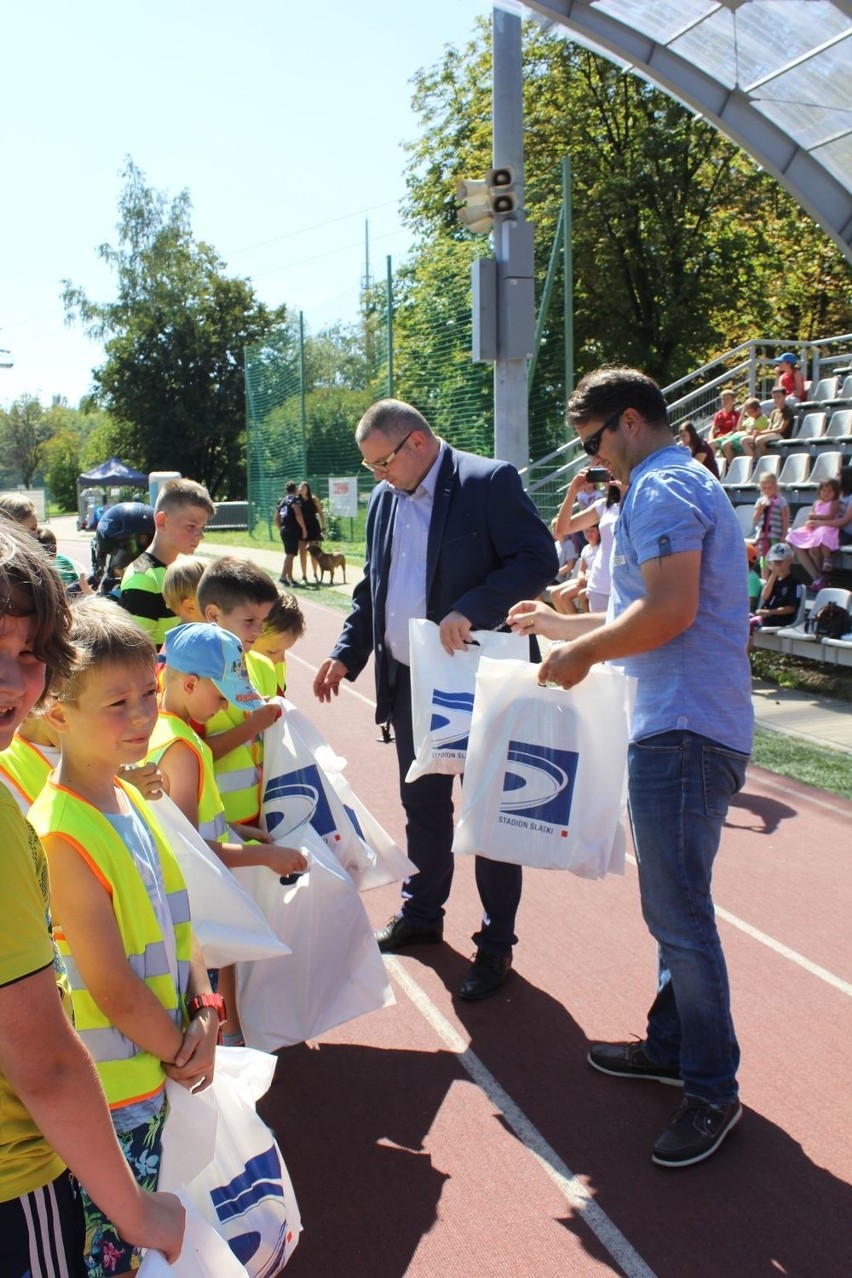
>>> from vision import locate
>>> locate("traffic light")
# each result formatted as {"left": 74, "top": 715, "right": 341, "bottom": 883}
{"left": 456, "top": 167, "right": 517, "bottom": 233}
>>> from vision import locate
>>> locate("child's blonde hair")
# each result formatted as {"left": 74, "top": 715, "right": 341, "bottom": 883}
{"left": 0, "top": 493, "right": 38, "bottom": 525}
{"left": 163, "top": 554, "right": 207, "bottom": 612}
{"left": 53, "top": 598, "right": 156, "bottom": 705}
{"left": 261, "top": 590, "right": 305, "bottom": 640}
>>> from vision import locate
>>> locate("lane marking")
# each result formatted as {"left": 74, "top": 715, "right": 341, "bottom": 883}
{"left": 289, "top": 651, "right": 379, "bottom": 709}
{"left": 624, "top": 855, "right": 852, "bottom": 998}
{"left": 386, "top": 956, "right": 658, "bottom": 1278}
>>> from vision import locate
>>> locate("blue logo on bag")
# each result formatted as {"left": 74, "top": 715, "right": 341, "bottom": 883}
{"left": 500, "top": 740, "right": 578, "bottom": 827}
{"left": 264, "top": 764, "right": 335, "bottom": 839}
{"left": 210, "top": 1145, "right": 290, "bottom": 1275}
{"left": 430, "top": 689, "right": 474, "bottom": 751}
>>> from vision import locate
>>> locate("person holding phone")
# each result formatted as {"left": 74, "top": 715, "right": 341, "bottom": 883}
{"left": 554, "top": 465, "right": 625, "bottom": 613}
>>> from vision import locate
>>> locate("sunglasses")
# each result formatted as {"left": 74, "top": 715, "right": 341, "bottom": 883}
{"left": 580, "top": 412, "right": 622, "bottom": 457}
{"left": 361, "top": 430, "right": 414, "bottom": 473}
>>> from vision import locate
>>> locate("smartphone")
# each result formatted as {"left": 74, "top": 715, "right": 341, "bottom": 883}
{"left": 585, "top": 467, "right": 611, "bottom": 483}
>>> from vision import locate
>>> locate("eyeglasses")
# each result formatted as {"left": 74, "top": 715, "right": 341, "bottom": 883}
{"left": 361, "top": 430, "right": 414, "bottom": 473}
{"left": 580, "top": 412, "right": 622, "bottom": 457}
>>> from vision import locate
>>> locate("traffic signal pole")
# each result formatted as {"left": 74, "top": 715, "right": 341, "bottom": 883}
{"left": 492, "top": 5, "right": 531, "bottom": 474}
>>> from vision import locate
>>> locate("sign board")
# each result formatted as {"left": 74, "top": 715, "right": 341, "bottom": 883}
{"left": 328, "top": 477, "right": 359, "bottom": 518}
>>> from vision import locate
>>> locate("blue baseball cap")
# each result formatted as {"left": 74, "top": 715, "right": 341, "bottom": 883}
{"left": 163, "top": 623, "right": 265, "bottom": 712}
{"left": 773, "top": 352, "right": 797, "bottom": 366}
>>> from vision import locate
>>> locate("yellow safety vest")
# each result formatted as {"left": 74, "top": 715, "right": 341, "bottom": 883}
{"left": 246, "top": 650, "right": 277, "bottom": 700}
{"left": 0, "top": 734, "right": 52, "bottom": 808}
{"left": 205, "top": 651, "right": 270, "bottom": 824}
{"left": 30, "top": 779, "right": 192, "bottom": 1110}
{"left": 147, "top": 712, "right": 228, "bottom": 842}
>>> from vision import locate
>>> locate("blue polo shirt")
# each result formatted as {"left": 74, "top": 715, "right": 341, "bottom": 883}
{"left": 611, "top": 445, "right": 753, "bottom": 754}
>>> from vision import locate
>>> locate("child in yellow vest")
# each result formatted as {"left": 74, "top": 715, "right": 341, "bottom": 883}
{"left": 150, "top": 624, "right": 307, "bottom": 1043}
{"left": 196, "top": 557, "right": 282, "bottom": 826}
{"left": 0, "top": 528, "right": 184, "bottom": 1274}
{"left": 31, "top": 598, "right": 218, "bottom": 1275}
{"left": 250, "top": 588, "right": 306, "bottom": 697}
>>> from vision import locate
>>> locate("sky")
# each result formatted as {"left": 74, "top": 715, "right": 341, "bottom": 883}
{"left": 0, "top": 0, "right": 494, "bottom": 410}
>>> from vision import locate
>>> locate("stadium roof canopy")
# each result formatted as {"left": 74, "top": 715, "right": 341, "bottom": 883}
{"left": 520, "top": 0, "right": 852, "bottom": 262}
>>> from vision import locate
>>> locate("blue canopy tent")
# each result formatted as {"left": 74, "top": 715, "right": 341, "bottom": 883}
{"left": 76, "top": 457, "right": 149, "bottom": 529}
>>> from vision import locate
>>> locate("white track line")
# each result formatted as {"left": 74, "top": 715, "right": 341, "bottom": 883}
{"left": 623, "top": 854, "right": 852, "bottom": 998}
{"left": 386, "top": 956, "right": 658, "bottom": 1278}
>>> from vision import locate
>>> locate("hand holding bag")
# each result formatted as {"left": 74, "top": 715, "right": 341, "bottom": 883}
{"left": 151, "top": 795, "right": 290, "bottom": 968}
{"left": 452, "top": 657, "right": 634, "bottom": 877}
{"left": 406, "top": 619, "right": 529, "bottom": 782}
{"left": 138, "top": 1194, "right": 250, "bottom": 1277}
{"left": 156, "top": 1047, "right": 301, "bottom": 1277}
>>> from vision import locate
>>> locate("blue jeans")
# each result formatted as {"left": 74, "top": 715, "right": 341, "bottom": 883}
{"left": 628, "top": 730, "right": 748, "bottom": 1107}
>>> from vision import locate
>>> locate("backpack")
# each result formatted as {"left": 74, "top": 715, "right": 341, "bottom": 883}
{"left": 275, "top": 496, "right": 297, "bottom": 531}
{"left": 810, "top": 602, "right": 852, "bottom": 640}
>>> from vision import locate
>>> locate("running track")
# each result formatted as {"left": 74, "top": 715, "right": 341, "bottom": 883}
{"left": 251, "top": 594, "right": 852, "bottom": 1278}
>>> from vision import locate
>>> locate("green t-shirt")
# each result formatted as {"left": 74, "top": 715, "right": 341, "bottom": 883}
{"left": 0, "top": 783, "right": 73, "bottom": 1201}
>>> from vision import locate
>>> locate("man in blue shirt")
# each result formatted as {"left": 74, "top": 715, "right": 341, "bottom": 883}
{"left": 509, "top": 366, "right": 753, "bottom": 1168}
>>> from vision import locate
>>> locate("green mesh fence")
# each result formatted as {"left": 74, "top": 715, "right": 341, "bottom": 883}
{"left": 245, "top": 241, "right": 573, "bottom": 531}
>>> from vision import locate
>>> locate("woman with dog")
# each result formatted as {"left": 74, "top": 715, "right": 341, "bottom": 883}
{"left": 297, "top": 481, "right": 325, "bottom": 585}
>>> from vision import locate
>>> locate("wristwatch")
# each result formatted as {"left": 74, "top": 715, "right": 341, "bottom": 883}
{"left": 186, "top": 993, "right": 227, "bottom": 1023}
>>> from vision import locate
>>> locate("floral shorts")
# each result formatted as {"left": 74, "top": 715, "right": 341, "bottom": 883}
{"left": 82, "top": 1099, "right": 167, "bottom": 1276}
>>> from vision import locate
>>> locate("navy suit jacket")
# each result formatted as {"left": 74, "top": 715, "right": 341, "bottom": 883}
{"left": 331, "top": 444, "right": 558, "bottom": 722}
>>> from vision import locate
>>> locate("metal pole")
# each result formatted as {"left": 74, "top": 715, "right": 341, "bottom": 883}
{"left": 298, "top": 311, "right": 308, "bottom": 480}
{"left": 492, "top": 5, "right": 528, "bottom": 472}
{"left": 386, "top": 255, "right": 394, "bottom": 399}
{"left": 562, "top": 155, "right": 574, "bottom": 404}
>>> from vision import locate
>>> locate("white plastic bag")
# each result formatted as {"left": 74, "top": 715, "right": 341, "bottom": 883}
{"left": 453, "top": 657, "right": 634, "bottom": 877}
{"left": 235, "top": 824, "right": 394, "bottom": 1049}
{"left": 138, "top": 1195, "right": 250, "bottom": 1277}
{"left": 406, "top": 619, "right": 529, "bottom": 781}
{"left": 157, "top": 1048, "right": 300, "bottom": 1277}
{"left": 324, "top": 768, "right": 416, "bottom": 890}
{"left": 151, "top": 796, "right": 290, "bottom": 968}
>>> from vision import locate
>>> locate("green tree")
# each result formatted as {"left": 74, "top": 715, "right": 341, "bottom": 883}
{"left": 63, "top": 160, "right": 289, "bottom": 498}
{"left": 42, "top": 429, "right": 81, "bottom": 511}
{"left": 399, "top": 22, "right": 852, "bottom": 440}
{"left": 0, "top": 394, "right": 52, "bottom": 488}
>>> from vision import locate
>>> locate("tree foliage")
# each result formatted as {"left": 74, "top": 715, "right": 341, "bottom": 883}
{"left": 0, "top": 395, "right": 52, "bottom": 488}
{"left": 398, "top": 21, "right": 852, "bottom": 428}
{"left": 63, "top": 160, "right": 289, "bottom": 498}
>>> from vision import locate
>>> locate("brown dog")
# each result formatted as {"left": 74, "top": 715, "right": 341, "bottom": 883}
{"left": 307, "top": 543, "right": 347, "bottom": 585}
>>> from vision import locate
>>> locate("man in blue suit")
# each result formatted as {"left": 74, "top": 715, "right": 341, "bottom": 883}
{"left": 313, "top": 399, "right": 557, "bottom": 1000}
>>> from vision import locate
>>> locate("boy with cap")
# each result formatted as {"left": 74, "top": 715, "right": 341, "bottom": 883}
{"left": 750, "top": 543, "right": 801, "bottom": 631}
{"left": 151, "top": 623, "right": 306, "bottom": 1046}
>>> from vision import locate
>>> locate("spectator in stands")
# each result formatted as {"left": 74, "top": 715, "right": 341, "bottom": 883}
{"left": 678, "top": 421, "right": 719, "bottom": 477}
{"left": 752, "top": 472, "right": 789, "bottom": 572}
{"left": 746, "top": 542, "right": 762, "bottom": 610}
{"left": 837, "top": 466, "right": 852, "bottom": 547}
{"left": 709, "top": 389, "right": 740, "bottom": 443}
{"left": 751, "top": 387, "right": 796, "bottom": 458}
{"left": 555, "top": 470, "right": 624, "bottom": 614}
{"left": 786, "top": 478, "right": 842, "bottom": 590}
{"left": 749, "top": 543, "right": 801, "bottom": 635}
{"left": 551, "top": 523, "right": 600, "bottom": 615}
{"left": 773, "top": 353, "right": 805, "bottom": 401}
{"left": 719, "top": 398, "right": 769, "bottom": 464}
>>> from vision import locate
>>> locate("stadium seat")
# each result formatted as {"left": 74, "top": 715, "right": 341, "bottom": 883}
{"left": 715, "top": 455, "right": 727, "bottom": 481}
{"left": 822, "top": 409, "right": 852, "bottom": 443}
{"left": 823, "top": 373, "right": 852, "bottom": 408}
{"left": 734, "top": 504, "right": 756, "bottom": 537}
{"left": 721, "top": 456, "right": 752, "bottom": 487}
{"left": 798, "top": 450, "right": 843, "bottom": 490}
{"left": 805, "top": 376, "right": 839, "bottom": 407}
{"left": 779, "top": 587, "right": 852, "bottom": 643}
{"left": 748, "top": 455, "right": 781, "bottom": 485}
{"left": 777, "top": 452, "right": 811, "bottom": 490}
{"left": 789, "top": 505, "right": 812, "bottom": 531}
{"left": 777, "top": 411, "right": 827, "bottom": 450}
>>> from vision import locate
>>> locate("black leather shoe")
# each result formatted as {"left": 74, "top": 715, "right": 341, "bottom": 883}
{"left": 457, "top": 950, "right": 512, "bottom": 1001}
{"left": 375, "top": 914, "right": 444, "bottom": 953}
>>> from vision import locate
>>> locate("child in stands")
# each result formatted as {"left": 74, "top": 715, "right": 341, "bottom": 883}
{"left": 162, "top": 554, "right": 207, "bottom": 624}
{"left": 750, "top": 543, "right": 801, "bottom": 633}
{"left": 752, "top": 473, "right": 790, "bottom": 575}
{"left": 31, "top": 598, "right": 217, "bottom": 1275}
{"left": 719, "top": 397, "right": 769, "bottom": 464}
{"left": 709, "top": 389, "right": 740, "bottom": 444}
{"left": 250, "top": 589, "right": 306, "bottom": 697}
{"left": 0, "top": 531, "right": 184, "bottom": 1275}
{"left": 786, "top": 478, "right": 842, "bottom": 590}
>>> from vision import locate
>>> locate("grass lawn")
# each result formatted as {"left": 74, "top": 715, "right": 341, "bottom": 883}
{"left": 750, "top": 728, "right": 852, "bottom": 801}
